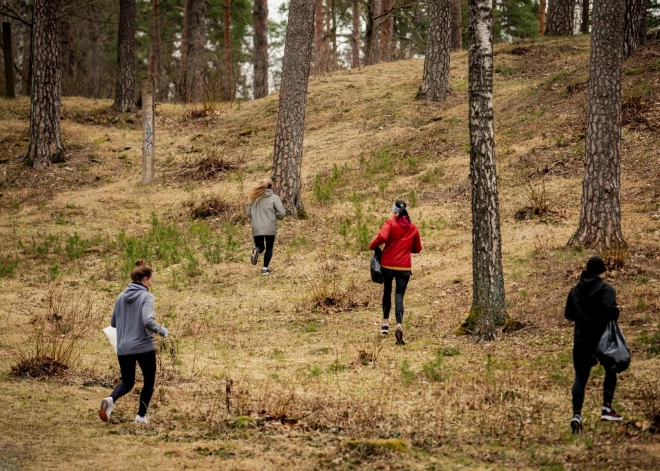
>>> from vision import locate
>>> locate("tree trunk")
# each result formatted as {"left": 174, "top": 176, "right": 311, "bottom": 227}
{"left": 3, "top": 22, "right": 16, "bottom": 98}
{"left": 253, "top": 0, "right": 269, "bottom": 99}
{"left": 314, "top": 0, "right": 326, "bottom": 74}
{"left": 370, "top": 0, "right": 382, "bottom": 64}
{"left": 60, "top": 17, "right": 74, "bottom": 88}
{"left": 149, "top": 0, "right": 161, "bottom": 97}
{"left": 113, "top": 0, "right": 136, "bottom": 112}
{"left": 87, "top": 1, "right": 100, "bottom": 98}
{"left": 381, "top": 0, "right": 394, "bottom": 61}
{"left": 546, "top": 0, "right": 574, "bottom": 35}
{"left": 418, "top": 0, "right": 452, "bottom": 101}
{"left": 271, "top": 0, "right": 316, "bottom": 217}
{"left": 580, "top": 0, "right": 589, "bottom": 33}
{"left": 180, "top": 0, "right": 206, "bottom": 102}
{"left": 539, "top": 0, "right": 547, "bottom": 35}
{"left": 223, "top": 0, "right": 232, "bottom": 100}
{"left": 623, "top": 0, "right": 645, "bottom": 59}
{"left": 569, "top": 0, "right": 626, "bottom": 249}
{"left": 451, "top": 0, "right": 463, "bottom": 50}
{"left": 331, "top": 0, "right": 337, "bottom": 67}
{"left": 351, "top": 0, "right": 360, "bottom": 68}
{"left": 464, "top": 0, "right": 505, "bottom": 340}
{"left": 25, "top": 0, "right": 66, "bottom": 167}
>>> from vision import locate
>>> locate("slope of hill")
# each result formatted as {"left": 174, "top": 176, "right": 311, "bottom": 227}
{"left": 0, "top": 35, "right": 659, "bottom": 470}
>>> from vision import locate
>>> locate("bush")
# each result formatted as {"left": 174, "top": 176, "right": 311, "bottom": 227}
{"left": 185, "top": 193, "right": 243, "bottom": 223}
{"left": 178, "top": 144, "right": 240, "bottom": 181}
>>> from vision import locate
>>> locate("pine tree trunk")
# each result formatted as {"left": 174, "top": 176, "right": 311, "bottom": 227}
{"left": 381, "top": 0, "right": 394, "bottom": 61}
{"left": 546, "top": 0, "right": 574, "bottom": 36}
{"left": 271, "top": 0, "right": 316, "bottom": 217}
{"left": 314, "top": 0, "right": 326, "bottom": 74}
{"left": 465, "top": 0, "right": 505, "bottom": 340}
{"left": 370, "top": 0, "right": 382, "bottom": 64}
{"left": 3, "top": 22, "right": 16, "bottom": 98}
{"left": 539, "top": 0, "right": 547, "bottom": 35}
{"left": 253, "top": 0, "right": 269, "bottom": 99}
{"left": 87, "top": 1, "right": 100, "bottom": 98}
{"left": 418, "top": 0, "right": 452, "bottom": 101}
{"left": 149, "top": 0, "right": 161, "bottom": 96}
{"left": 180, "top": 0, "right": 206, "bottom": 102}
{"left": 113, "top": 0, "right": 136, "bottom": 112}
{"left": 25, "top": 0, "right": 66, "bottom": 167}
{"left": 569, "top": 0, "right": 626, "bottom": 249}
{"left": 331, "top": 0, "right": 337, "bottom": 67}
{"left": 223, "top": 0, "right": 232, "bottom": 100}
{"left": 451, "top": 0, "right": 463, "bottom": 50}
{"left": 352, "top": 1, "right": 360, "bottom": 68}
{"left": 623, "top": 0, "right": 645, "bottom": 59}
{"left": 580, "top": 0, "right": 589, "bottom": 34}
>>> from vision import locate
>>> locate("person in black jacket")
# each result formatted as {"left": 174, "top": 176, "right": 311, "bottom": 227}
{"left": 565, "top": 256, "right": 622, "bottom": 434}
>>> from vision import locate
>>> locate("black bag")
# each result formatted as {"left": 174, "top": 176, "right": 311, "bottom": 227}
{"left": 370, "top": 247, "right": 383, "bottom": 284}
{"left": 595, "top": 321, "right": 631, "bottom": 373}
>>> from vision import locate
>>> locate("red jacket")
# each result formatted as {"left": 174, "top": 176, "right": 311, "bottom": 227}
{"left": 369, "top": 216, "right": 423, "bottom": 270}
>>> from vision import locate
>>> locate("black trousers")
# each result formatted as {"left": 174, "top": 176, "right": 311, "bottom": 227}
{"left": 254, "top": 235, "right": 275, "bottom": 267}
{"left": 382, "top": 268, "right": 411, "bottom": 324}
{"left": 111, "top": 349, "right": 157, "bottom": 417}
{"left": 572, "top": 344, "right": 617, "bottom": 414}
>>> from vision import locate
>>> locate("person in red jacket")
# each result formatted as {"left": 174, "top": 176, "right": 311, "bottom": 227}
{"left": 369, "top": 200, "right": 423, "bottom": 345}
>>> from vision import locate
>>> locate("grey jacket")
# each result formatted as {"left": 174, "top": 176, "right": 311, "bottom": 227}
{"left": 111, "top": 283, "right": 168, "bottom": 356}
{"left": 246, "top": 189, "right": 286, "bottom": 236}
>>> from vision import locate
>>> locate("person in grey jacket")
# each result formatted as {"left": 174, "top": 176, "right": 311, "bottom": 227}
{"left": 246, "top": 179, "right": 286, "bottom": 275}
{"left": 98, "top": 260, "right": 169, "bottom": 424}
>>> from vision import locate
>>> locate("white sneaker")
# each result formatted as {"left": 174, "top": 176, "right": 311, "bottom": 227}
{"left": 99, "top": 397, "right": 114, "bottom": 422}
{"left": 135, "top": 415, "right": 149, "bottom": 424}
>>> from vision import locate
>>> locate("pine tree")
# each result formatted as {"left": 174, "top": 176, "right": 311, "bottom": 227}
{"left": 546, "top": 0, "right": 574, "bottom": 35}
{"left": 180, "top": 0, "right": 207, "bottom": 102}
{"left": 113, "top": 0, "right": 136, "bottom": 112}
{"left": 253, "top": 0, "right": 269, "bottom": 98}
{"left": 352, "top": 0, "right": 361, "bottom": 67}
{"left": 418, "top": 0, "right": 452, "bottom": 102}
{"left": 87, "top": 1, "right": 100, "bottom": 98}
{"left": 451, "top": 0, "right": 463, "bottom": 50}
{"left": 149, "top": 0, "right": 161, "bottom": 96}
{"left": 623, "top": 0, "right": 646, "bottom": 59}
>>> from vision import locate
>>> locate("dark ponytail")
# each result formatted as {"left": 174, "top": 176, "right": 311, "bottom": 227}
{"left": 394, "top": 199, "right": 410, "bottom": 223}
{"left": 130, "top": 259, "right": 153, "bottom": 283}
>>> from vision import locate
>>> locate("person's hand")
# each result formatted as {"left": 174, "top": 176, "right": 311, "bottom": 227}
{"left": 162, "top": 327, "right": 169, "bottom": 338}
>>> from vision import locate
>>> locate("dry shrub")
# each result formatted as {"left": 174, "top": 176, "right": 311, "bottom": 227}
{"left": 179, "top": 144, "right": 241, "bottom": 181}
{"left": 12, "top": 284, "right": 104, "bottom": 379}
{"left": 184, "top": 193, "right": 243, "bottom": 223}
{"left": 601, "top": 246, "right": 628, "bottom": 270}
{"left": 622, "top": 83, "right": 653, "bottom": 127}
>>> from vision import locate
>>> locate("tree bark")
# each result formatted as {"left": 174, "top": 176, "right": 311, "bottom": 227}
{"left": 87, "top": 1, "right": 100, "bottom": 98}
{"left": 271, "top": 0, "right": 316, "bottom": 217}
{"left": 313, "top": 0, "right": 326, "bottom": 74}
{"left": 451, "top": 0, "right": 463, "bottom": 50}
{"left": 418, "top": 0, "right": 452, "bottom": 101}
{"left": 180, "top": 0, "right": 207, "bottom": 102}
{"left": 569, "top": 0, "right": 626, "bottom": 249}
{"left": 539, "top": 0, "right": 547, "bottom": 35}
{"left": 351, "top": 0, "right": 360, "bottom": 68}
{"left": 546, "top": 0, "right": 574, "bottom": 36}
{"left": 465, "top": 0, "right": 505, "bottom": 340}
{"left": 623, "top": 0, "right": 645, "bottom": 59}
{"left": 113, "top": 0, "right": 136, "bottom": 112}
{"left": 370, "top": 0, "right": 382, "bottom": 64}
{"left": 381, "top": 0, "right": 394, "bottom": 61}
{"left": 253, "top": 0, "right": 269, "bottom": 99}
{"left": 149, "top": 0, "right": 161, "bottom": 97}
{"left": 3, "top": 22, "right": 16, "bottom": 98}
{"left": 580, "top": 0, "right": 589, "bottom": 34}
{"left": 25, "top": 0, "right": 66, "bottom": 167}
{"left": 223, "top": 0, "right": 232, "bottom": 100}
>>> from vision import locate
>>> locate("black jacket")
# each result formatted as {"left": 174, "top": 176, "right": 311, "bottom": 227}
{"left": 565, "top": 271, "right": 619, "bottom": 349}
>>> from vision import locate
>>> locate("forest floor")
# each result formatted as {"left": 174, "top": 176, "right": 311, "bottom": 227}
{"left": 1, "top": 35, "right": 660, "bottom": 470}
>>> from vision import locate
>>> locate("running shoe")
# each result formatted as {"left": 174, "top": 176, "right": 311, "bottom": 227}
{"left": 99, "top": 397, "right": 114, "bottom": 422}
{"left": 601, "top": 407, "right": 623, "bottom": 422}
{"left": 135, "top": 415, "right": 149, "bottom": 424}
{"left": 570, "top": 414, "right": 582, "bottom": 434}
{"left": 261, "top": 267, "right": 271, "bottom": 275}
{"left": 380, "top": 324, "right": 389, "bottom": 335}
{"left": 251, "top": 247, "right": 260, "bottom": 265}
{"left": 395, "top": 327, "right": 405, "bottom": 345}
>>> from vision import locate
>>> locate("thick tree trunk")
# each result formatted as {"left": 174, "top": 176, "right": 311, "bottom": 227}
{"left": 87, "top": 1, "right": 100, "bottom": 97}
{"left": 149, "top": 0, "right": 161, "bottom": 96}
{"left": 271, "top": 0, "right": 316, "bottom": 217}
{"left": 370, "top": 0, "right": 382, "bottom": 64}
{"left": 3, "top": 22, "right": 16, "bottom": 98}
{"left": 113, "top": 0, "right": 136, "bottom": 112}
{"left": 381, "top": 0, "right": 394, "bottom": 61}
{"left": 451, "top": 0, "right": 463, "bottom": 50}
{"left": 569, "top": 0, "right": 626, "bottom": 249}
{"left": 546, "top": 0, "right": 574, "bottom": 36}
{"left": 580, "top": 0, "right": 589, "bottom": 34}
{"left": 253, "top": 0, "right": 269, "bottom": 99}
{"left": 465, "top": 0, "right": 505, "bottom": 340}
{"left": 539, "top": 0, "right": 547, "bottom": 35}
{"left": 351, "top": 1, "right": 360, "bottom": 68}
{"left": 418, "top": 0, "right": 451, "bottom": 101}
{"left": 25, "top": 0, "right": 66, "bottom": 167}
{"left": 623, "top": 0, "right": 645, "bottom": 59}
{"left": 314, "top": 0, "right": 326, "bottom": 74}
{"left": 180, "top": 0, "right": 206, "bottom": 102}
{"left": 223, "top": 0, "right": 232, "bottom": 100}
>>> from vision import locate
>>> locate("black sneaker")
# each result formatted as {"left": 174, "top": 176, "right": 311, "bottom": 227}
{"left": 570, "top": 414, "right": 583, "bottom": 434}
{"left": 395, "top": 327, "right": 405, "bottom": 345}
{"left": 251, "top": 247, "right": 260, "bottom": 265}
{"left": 261, "top": 267, "right": 271, "bottom": 275}
{"left": 380, "top": 324, "right": 389, "bottom": 335}
{"left": 601, "top": 407, "right": 623, "bottom": 422}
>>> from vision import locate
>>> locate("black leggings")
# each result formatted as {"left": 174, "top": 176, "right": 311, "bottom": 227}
{"left": 254, "top": 235, "right": 275, "bottom": 267}
{"left": 111, "top": 350, "right": 157, "bottom": 417}
{"left": 572, "top": 347, "right": 617, "bottom": 414}
{"left": 382, "top": 268, "right": 411, "bottom": 325}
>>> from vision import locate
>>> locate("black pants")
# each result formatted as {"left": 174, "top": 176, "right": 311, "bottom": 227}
{"left": 111, "top": 349, "right": 157, "bottom": 417}
{"left": 382, "top": 268, "right": 411, "bottom": 324}
{"left": 572, "top": 345, "right": 617, "bottom": 414}
{"left": 254, "top": 235, "right": 275, "bottom": 267}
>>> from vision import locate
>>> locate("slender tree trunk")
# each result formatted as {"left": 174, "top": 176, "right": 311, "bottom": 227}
{"left": 180, "top": 0, "right": 206, "bottom": 102}
{"left": 539, "top": 0, "right": 547, "bottom": 35}
{"left": 149, "top": 0, "right": 161, "bottom": 96}
{"left": 580, "top": 0, "right": 589, "bottom": 33}
{"left": 25, "top": 0, "right": 66, "bottom": 167}
{"left": 464, "top": 0, "right": 505, "bottom": 340}
{"left": 352, "top": 0, "right": 360, "bottom": 68}
{"left": 3, "top": 22, "right": 16, "bottom": 98}
{"left": 253, "top": 0, "right": 269, "bottom": 99}
{"left": 623, "top": 0, "right": 645, "bottom": 59}
{"left": 546, "top": 0, "right": 574, "bottom": 35}
{"left": 271, "top": 0, "right": 316, "bottom": 217}
{"left": 451, "top": 0, "right": 463, "bottom": 50}
{"left": 87, "top": 1, "right": 100, "bottom": 98}
{"left": 418, "top": 0, "right": 452, "bottom": 101}
{"left": 325, "top": 0, "right": 332, "bottom": 70}
{"left": 370, "top": 0, "right": 381, "bottom": 63}
{"left": 223, "top": 0, "right": 232, "bottom": 100}
{"left": 381, "top": 0, "right": 394, "bottom": 61}
{"left": 569, "top": 0, "right": 626, "bottom": 249}
{"left": 60, "top": 17, "right": 74, "bottom": 89}
{"left": 331, "top": 0, "right": 337, "bottom": 67}
{"left": 314, "top": 0, "right": 325, "bottom": 73}
{"left": 113, "top": 0, "right": 136, "bottom": 112}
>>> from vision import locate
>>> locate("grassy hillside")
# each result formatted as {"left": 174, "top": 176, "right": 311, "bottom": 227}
{"left": 1, "top": 35, "right": 660, "bottom": 470}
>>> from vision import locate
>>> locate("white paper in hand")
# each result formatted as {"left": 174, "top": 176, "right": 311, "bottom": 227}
{"left": 103, "top": 326, "right": 117, "bottom": 354}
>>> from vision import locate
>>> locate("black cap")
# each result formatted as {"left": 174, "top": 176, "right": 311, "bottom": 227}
{"left": 586, "top": 256, "right": 606, "bottom": 275}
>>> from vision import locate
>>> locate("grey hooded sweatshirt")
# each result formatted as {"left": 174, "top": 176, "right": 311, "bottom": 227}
{"left": 245, "top": 189, "right": 286, "bottom": 236}
{"left": 111, "top": 283, "right": 168, "bottom": 356}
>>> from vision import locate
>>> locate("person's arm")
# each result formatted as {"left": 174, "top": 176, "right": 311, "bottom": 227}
{"left": 564, "top": 291, "right": 576, "bottom": 322}
{"left": 369, "top": 221, "right": 391, "bottom": 250}
{"left": 110, "top": 298, "right": 118, "bottom": 328}
{"left": 142, "top": 294, "right": 168, "bottom": 337}
{"left": 412, "top": 228, "right": 423, "bottom": 254}
{"left": 602, "top": 285, "right": 620, "bottom": 322}
{"left": 274, "top": 197, "right": 286, "bottom": 220}
{"left": 245, "top": 203, "right": 252, "bottom": 219}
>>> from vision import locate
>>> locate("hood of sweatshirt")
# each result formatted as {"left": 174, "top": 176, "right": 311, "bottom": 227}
{"left": 577, "top": 271, "right": 604, "bottom": 297}
{"left": 124, "top": 283, "right": 148, "bottom": 303}
{"left": 263, "top": 189, "right": 274, "bottom": 198}
{"left": 395, "top": 214, "right": 411, "bottom": 229}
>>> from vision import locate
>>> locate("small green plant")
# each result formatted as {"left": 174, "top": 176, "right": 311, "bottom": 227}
{"left": 313, "top": 174, "right": 333, "bottom": 204}
{"left": 307, "top": 364, "right": 323, "bottom": 377}
{"left": 48, "top": 264, "right": 60, "bottom": 281}
{"left": 419, "top": 166, "right": 445, "bottom": 186}
{"left": 327, "top": 359, "right": 347, "bottom": 374}
{"left": 400, "top": 359, "right": 416, "bottom": 386}
{"left": 408, "top": 189, "right": 419, "bottom": 208}
{"left": 637, "top": 329, "right": 660, "bottom": 357}
{"left": 637, "top": 298, "right": 647, "bottom": 312}
{"left": 554, "top": 132, "right": 568, "bottom": 147}
{"left": 495, "top": 64, "right": 516, "bottom": 76}
{"left": 302, "top": 321, "right": 319, "bottom": 333}
{"left": 422, "top": 350, "right": 447, "bottom": 382}
{"left": 402, "top": 157, "right": 420, "bottom": 174}
{"left": 0, "top": 256, "right": 19, "bottom": 278}
{"left": 362, "top": 148, "right": 395, "bottom": 177}
{"left": 289, "top": 236, "right": 309, "bottom": 248}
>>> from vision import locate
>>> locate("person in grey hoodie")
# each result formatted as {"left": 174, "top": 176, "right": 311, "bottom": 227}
{"left": 98, "top": 260, "right": 169, "bottom": 424}
{"left": 246, "top": 179, "right": 286, "bottom": 275}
